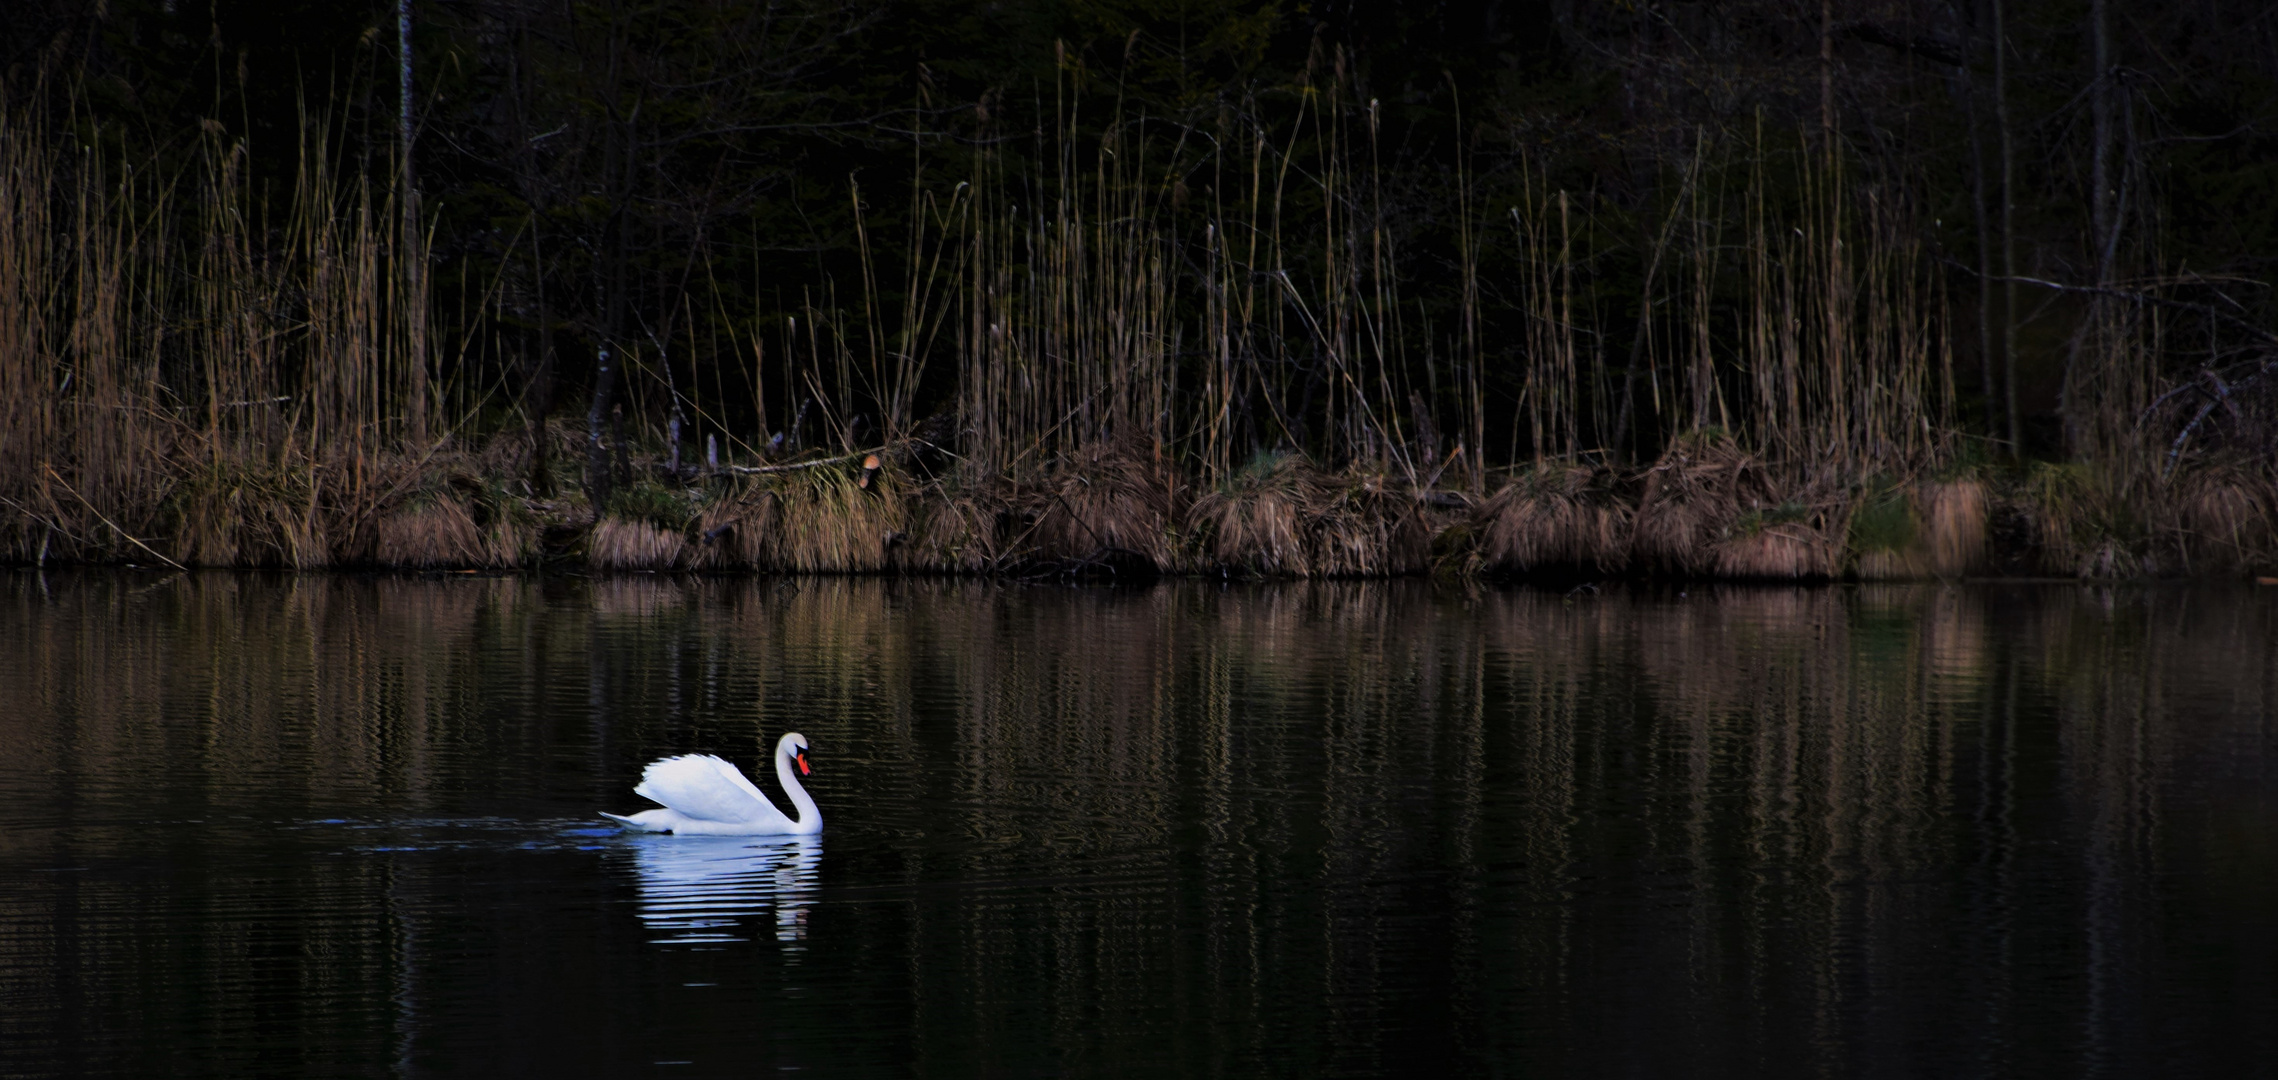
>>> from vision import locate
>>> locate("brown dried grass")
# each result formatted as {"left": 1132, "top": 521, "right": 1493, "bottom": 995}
{"left": 1192, "top": 453, "right": 1324, "bottom": 576}
{"left": 1310, "top": 473, "right": 1438, "bottom": 577}
{"left": 695, "top": 461, "right": 908, "bottom": 573}
{"left": 1025, "top": 441, "right": 1177, "bottom": 569}
{"left": 372, "top": 497, "right": 488, "bottom": 569}
{"left": 2077, "top": 541, "right": 2141, "bottom": 578}
{"left": 164, "top": 456, "right": 330, "bottom": 569}
{"left": 1631, "top": 433, "right": 1756, "bottom": 575}
{"left": 1714, "top": 522, "right": 1838, "bottom": 579}
{"left": 1849, "top": 480, "right": 1977, "bottom": 583}
{"left": 687, "top": 498, "right": 764, "bottom": 570}
{"left": 2173, "top": 464, "right": 2274, "bottom": 571}
{"left": 1187, "top": 453, "right": 1443, "bottom": 578}
{"left": 1921, "top": 478, "right": 1989, "bottom": 577}
{"left": 1854, "top": 547, "right": 1929, "bottom": 580}
{"left": 903, "top": 491, "right": 1002, "bottom": 573}
{"left": 2016, "top": 462, "right": 2114, "bottom": 576}
{"left": 1477, "top": 465, "right": 1629, "bottom": 573}
{"left": 477, "top": 503, "right": 537, "bottom": 567}
{"left": 355, "top": 448, "right": 534, "bottom": 569}
{"left": 587, "top": 516, "right": 688, "bottom": 571}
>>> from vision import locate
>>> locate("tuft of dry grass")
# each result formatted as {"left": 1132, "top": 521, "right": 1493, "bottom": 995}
{"left": 350, "top": 448, "right": 535, "bottom": 570}
{"left": 2015, "top": 462, "right": 2118, "bottom": 576}
{"left": 587, "top": 516, "right": 689, "bottom": 571}
{"left": 1024, "top": 441, "right": 1177, "bottom": 570}
{"left": 1854, "top": 547, "right": 1927, "bottom": 579}
{"left": 1631, "top": 433, "right": 1755, "bottom": 575}
{"left": 1715, "top": 521, "right": 1837, "bottom": 579}
{"left": 904, "top": 490, "right": 1003, "bottom": 573}
{"left": 474, "top": 498, "right": 538, "bottom": 567}
{"left": 685, "top": 498, "right": 763, "bottom": 571}
{"left": 2172, "top": 463, "right": 2273, "bottom": 572}
{"left": 696, "top": 459, "right": 908, "bottom": 573}
{"left": 1921, "top": 478, "right": 1989, "bottom": 577}
{"left": 163, "top": 456, "right": 329, "bottom": 569}
{"left": 2077, "top": 541, "right": 2140, "bottom": 579}
{"left": 372, "top": 497, "right": 488, "bottom": 569}
{"left": 1476, "top": 465, "right": 1629, "bottom": 574}
{"left": 1192, "top": 453, "right": 1326, "bottom": 576}
{"left": 1310, "top": 471, "right": 1440, "bottom": 577}
{"left": 1847, "top": 482, "right": 1926, "bottom": 580}
{"left": 1185, "top": 452, "right": 1447, "bottom": 578}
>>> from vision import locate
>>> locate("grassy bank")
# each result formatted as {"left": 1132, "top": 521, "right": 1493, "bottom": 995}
{"left": 4, "top": 79, "right": 2271, "bottom": 581}
{"left": 28, "top": 417, "right": 2249, "bottom": 582}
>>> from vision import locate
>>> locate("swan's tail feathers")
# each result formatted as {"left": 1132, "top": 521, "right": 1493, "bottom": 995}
{"left": 601, "top": 810, "right": 674, "bottom": 832}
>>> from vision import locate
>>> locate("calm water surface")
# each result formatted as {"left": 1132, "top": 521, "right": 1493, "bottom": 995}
{"left": 1, "top": 572, "right": 2273, "bottom": 1077}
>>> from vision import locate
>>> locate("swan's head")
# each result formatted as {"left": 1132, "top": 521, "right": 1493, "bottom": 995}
{"left": 783, "top": 732, "right": 812, "bottom": 776}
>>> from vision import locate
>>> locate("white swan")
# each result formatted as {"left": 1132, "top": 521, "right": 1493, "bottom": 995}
{"left": 601, "top": 732, "right": 822, "bottom": 835}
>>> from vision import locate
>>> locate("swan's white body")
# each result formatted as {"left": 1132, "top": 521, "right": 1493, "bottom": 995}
{"left": 602, "top": 733, "right": 821, "bottom": 836}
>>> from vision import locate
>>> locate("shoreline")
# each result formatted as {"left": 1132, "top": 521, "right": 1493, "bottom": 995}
{"left": 8, "top": 432, "right": 2270, "bottom": 583}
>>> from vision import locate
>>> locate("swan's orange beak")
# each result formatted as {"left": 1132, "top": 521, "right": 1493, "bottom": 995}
{"left": 796, "top": 752, "right": 810, "bottom": 776}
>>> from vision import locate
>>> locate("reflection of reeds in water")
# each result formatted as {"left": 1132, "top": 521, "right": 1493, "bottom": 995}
{"left": 7, "top": 572, "right": 2258, "bottom": 1062}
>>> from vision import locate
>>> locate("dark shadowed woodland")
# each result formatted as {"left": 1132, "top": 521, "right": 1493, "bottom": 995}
{"left": 5, "top": 0, "right": 2277, "bottom": 579}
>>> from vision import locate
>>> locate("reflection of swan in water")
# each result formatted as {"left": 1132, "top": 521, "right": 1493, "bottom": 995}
{"left": 626, "top": 835, "right": 821, "bottom": 946}
{"left": 603, "top": 733, "right": 822, "bottom": 836}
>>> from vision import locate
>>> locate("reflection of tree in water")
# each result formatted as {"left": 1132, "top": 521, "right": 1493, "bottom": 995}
{"left": 622, "top": 836, "right": 820, "bottom": 947}
{"left": 7, "top": 575, "right": 2277, "bottom": 1072}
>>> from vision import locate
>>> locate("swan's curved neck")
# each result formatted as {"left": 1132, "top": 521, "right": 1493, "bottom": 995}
{"left": 774, "top": 741, "right": 821, "bottom": 829}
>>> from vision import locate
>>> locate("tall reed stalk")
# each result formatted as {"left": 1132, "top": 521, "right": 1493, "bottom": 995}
{"left": 0, "top": 97, "right": 429, "bottom": 567}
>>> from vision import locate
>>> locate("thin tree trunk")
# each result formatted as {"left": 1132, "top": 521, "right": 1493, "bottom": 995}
{"left": 1822, "top": 0, "right": 1846, "bottom": 463}
{"left": 2090, "top": 0, "right": 2114, "bottom": 286}
{"left": 509, "top": 13, "right": 554, "bottom": 496}
{"left": 2060, "top": 0, "right": 2116, "bottom": 456}
{"left": 398, "top": 0, "right": 427, "bottom": 443}
{"left": 587, "top": 3, "right": 637, "bottom": 505}
{"left": 1960, "top": 15, "right": 2001, "bottom": 440}
{"left": 527, "top": 228, "right": 556, "bottom": 496}
{"left": 1994, "top": 0, "right": 2021, "bottom": 454}
{"left": 1820, "top": 0, "right": 1836, "bottom": 149}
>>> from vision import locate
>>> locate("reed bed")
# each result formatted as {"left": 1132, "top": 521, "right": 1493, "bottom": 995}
{"left": 4, "top": 68, "right": 2270, "bottom": 581}
{"left": 0, "top": 100, "right": 431, "bottom": 570}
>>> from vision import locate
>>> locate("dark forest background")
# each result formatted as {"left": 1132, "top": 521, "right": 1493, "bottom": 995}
{"left": 5, "top": 0, "right": 2277, "bottom": 575}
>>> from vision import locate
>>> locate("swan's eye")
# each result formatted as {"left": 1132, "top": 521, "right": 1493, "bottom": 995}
{"left": 796, "top": 752, "right": 811, "bottom": 776}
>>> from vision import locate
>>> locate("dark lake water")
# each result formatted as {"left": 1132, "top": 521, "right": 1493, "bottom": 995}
{"left": 2, "top": 572, "right": 2274, "bottom": 1077}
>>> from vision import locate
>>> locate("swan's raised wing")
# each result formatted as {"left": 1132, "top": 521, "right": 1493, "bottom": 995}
{"left": 632, "top": 754, "right": 782, "bottom": 824}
